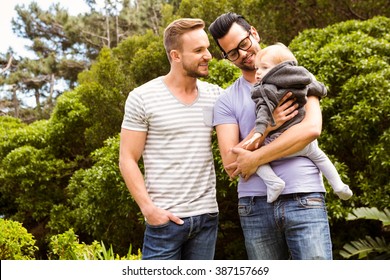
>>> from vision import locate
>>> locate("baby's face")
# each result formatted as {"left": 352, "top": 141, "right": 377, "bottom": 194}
{"left": 255, "top": 53, "right": 277, "bottom": 82}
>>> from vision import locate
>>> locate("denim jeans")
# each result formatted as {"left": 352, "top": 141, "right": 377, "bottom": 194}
{"left": 238, "top": 193, "right": 332, "bottom": 260}
{"left": 142, "top": 213, "right": 218, "bottom": 260}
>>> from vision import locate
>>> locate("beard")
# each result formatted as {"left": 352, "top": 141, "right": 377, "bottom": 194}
{"left": 182, "top": 60, "right": 209, "bottom": 78}
{"left": 237, "top": 63, "right": 255, "bottom": 72}
{"left": 235, "top": 52, "right": 256, "bottom": 72}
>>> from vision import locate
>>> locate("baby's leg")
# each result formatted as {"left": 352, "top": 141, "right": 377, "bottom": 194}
{"left": 257, "top": 164, "right": 285, "bottom": 203}
{"left": 305, "top": 141, "right": 353, "bottom": 200}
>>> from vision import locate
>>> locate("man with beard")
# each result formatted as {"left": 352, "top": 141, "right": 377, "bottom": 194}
{"left": 119, "top": 18, "right": 222, "bottom": 260}
{"left": 209, "top": 13, "right": 333, "bottom": 259}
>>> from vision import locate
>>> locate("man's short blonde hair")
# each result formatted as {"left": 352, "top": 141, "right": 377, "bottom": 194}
{"left": 163, "top": 18, "right": 205, "bottom": 62}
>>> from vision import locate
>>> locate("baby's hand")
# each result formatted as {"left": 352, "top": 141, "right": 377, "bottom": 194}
{"left": 241, "top": 132, "right": 262, "bottom": 150}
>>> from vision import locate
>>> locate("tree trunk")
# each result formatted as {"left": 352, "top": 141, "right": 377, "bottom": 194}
{"left": 0, "top": 55, "right": 13, "bottom": 74}
{"left": 35, "top": 88, "right": 42, "bottom": 117}
{"left": 46, "top": 73, "right": 55, "bottom": 110}
{"left": 106, "top": 13, "right": 111, "bottom": 48}
{"left": 12, "top": 85, "right": 19, "bottom": 118}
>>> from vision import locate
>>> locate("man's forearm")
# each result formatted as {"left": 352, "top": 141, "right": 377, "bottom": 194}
{"left": 119, "top": 159, "right": 154, "bottom": 214}
{"left": 251, "top": 96, "right": 322, "bottom": 166}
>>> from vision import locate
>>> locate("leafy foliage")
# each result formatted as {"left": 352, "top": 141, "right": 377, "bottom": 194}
{"left": 47, "top": 89, "right": 90, "bottom": 159}
{"left": 3, "top": 0, "right": 389, "bottom": 121}
{"left": 0, "top": 146, "right": 74, "bottom": 223}
{"left": 203, "top": 59, "right": 241, "bottom": 89}
{"left": 0, "top": 2, "right": 389, "bottom": 259}
{"left": 289, "top": 17, "right": 390, "bottom": 218}
{"left": 237, "top": 0, "right": 390, "bottom": 44}
{"left": 347, "top": 208, "right": 390, "bottom": 226}
{"left": 49, "top": 229, "right": 141, "bottom": 260}
{"left": 0, "top": 218, "right": 38, "bottom": 260}
{"left": 339, "top": 208, "right": 390, "bottom": 259}
{"left": 48, "top": 136, "right": 144, "bottom": 256}
{"left": 340, "top": 236, "right": 389, "bottom": 260}
{"left": 112, "top": 29, "right": 168, "bottom": 88}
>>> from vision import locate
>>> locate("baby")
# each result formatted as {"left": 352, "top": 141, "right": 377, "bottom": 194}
{"left": 243, "top": 43, "right": 353, "bottom": 203}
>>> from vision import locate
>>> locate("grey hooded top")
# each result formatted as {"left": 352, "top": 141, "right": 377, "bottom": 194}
{"left": 251, "top": 60, "right": 327, "bottom": 140}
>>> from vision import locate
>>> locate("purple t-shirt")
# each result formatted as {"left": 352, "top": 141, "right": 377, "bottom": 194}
{"left": 213, "top": 76, "right": 325, "bottom": 198}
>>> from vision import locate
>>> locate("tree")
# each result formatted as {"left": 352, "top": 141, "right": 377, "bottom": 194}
{"left": 0, "top": 53, "right": 22, "bottom": 118}
{"left": 169, "top": 0, "right": 390, "bottom": 56}
{"left": 4, "top": 0, "right": 168, "bottom": 116}
{"left": 10, "top": 3, "right": 89, "bottom": 115}
{"left": 241, "top": 0, "right": 390, "bottom": 45}
{"left": 0, "top": 54, "right": 13, "bottom": 74}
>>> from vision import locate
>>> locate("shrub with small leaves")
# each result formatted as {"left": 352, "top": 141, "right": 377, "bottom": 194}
{"left": 0, "top": 218, "right": 38, "bottom": 260}
{"left": 49, "top": 229, "right": 141, "bottom": 260}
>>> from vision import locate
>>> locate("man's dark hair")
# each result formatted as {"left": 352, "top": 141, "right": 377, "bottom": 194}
{"left": 208, "top": 12, "right": 251, "bottom": 54}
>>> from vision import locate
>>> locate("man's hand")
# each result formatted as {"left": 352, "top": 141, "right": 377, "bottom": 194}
{"left": 144, "top": 206, "right": 184, "bottom": 226}
{"left": 241, "top": 132, "right": 262, "bottom": 150}
{"left": 225, "top": 147, "right": 259, "bottom": 181}
{"left": 225, "top": 92, "right": 299, "bottom": 181}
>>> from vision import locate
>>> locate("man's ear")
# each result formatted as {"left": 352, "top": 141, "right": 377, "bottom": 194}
{"left": 170, "top": 50, "right": 181, "bottom": 62}
{"left": 250, "top": 26, "right": 261, "bottom": 42}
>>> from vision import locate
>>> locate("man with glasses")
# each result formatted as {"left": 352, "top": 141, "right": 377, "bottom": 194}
{"left": 222, "top": 32, "right": 252, "bottom": 61}
{"left": 209, "top": 12, "right": 333, "bottom": 259}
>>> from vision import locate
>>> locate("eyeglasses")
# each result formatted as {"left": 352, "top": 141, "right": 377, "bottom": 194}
{"left": 223, "top": 32, "right": 253, "bottom": 62}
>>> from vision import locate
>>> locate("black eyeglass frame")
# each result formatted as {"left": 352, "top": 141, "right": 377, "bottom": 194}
{"left": 222, "top": 32, "right": 253, "bottom": 62}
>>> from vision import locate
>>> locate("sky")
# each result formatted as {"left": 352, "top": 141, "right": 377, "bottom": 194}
{"left": 0, "top": 0, "right": 90, "bottom": 57}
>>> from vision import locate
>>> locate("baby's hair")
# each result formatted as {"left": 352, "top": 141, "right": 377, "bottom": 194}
{"left": 258, "top": 43, "right": 298, "bottom": 65}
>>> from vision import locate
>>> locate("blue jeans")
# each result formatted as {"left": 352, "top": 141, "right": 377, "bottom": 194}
{"left": 142, "top": 213, "right": 218, "bottom": 260}
{"left": 238, "top": 193, "right": 332, "bottom": 260}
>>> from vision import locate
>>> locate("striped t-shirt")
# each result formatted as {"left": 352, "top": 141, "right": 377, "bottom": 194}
{"left": 122, "top": 76, "right": 223, "bottom": 218}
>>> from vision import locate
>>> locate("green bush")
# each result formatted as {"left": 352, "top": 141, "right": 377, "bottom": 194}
{"left": 203, "top": 58, "right": 241, "bottom": 89}
{"left": 289, "top": 16, "right": 390, "bottom": 258}
{"left": 290, "top": 16, "right": 390, "bottom": 214}
{"left": 0, "top": 218, "right": 38, "bottom": 259}
{"left": 49, "top": 229, "right": 141, "bottom": 260}
{"left": 47, "top": 136, "right": 145, "bottom": 257}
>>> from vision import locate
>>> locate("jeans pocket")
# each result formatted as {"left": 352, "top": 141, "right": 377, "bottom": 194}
{"left": 207, "top": 212, "right": 219, "bottom": 218}
{"left": 238, "top": 204, "right": 252, "bottom": 216}
{"left": 146, "top": 220, "right": 171, "bottom": 229}
{"left": 298, "top": 193, "right": 325, "bottom": 208}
